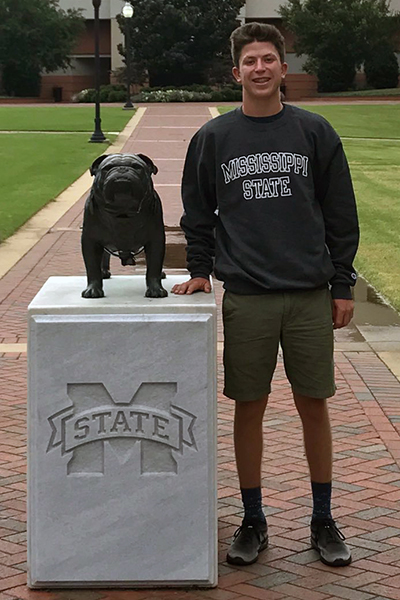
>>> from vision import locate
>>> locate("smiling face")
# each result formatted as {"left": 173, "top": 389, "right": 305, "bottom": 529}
{"left": 232, "top": 41, "right": 287, "bottom": 113}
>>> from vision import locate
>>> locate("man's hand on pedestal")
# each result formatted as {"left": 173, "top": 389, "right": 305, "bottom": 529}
{"left": 172, "top": 277, "right": 211, "bottom": 295}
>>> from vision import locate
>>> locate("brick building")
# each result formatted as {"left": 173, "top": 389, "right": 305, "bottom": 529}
{"left": 40, "top": 0, "right": 400, "bottom": 102}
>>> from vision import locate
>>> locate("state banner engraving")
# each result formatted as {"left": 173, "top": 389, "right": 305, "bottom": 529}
{"left": 47, "top": 382, "right": 197, "bottom": 475}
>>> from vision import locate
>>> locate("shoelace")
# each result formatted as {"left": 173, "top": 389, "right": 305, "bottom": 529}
{"left": 320, "top": 520, "right": 346, "bottom": 541}
{"left": 233, "top": 525, "right": 249, "bottom": 539}
{"left": 233, "top": 524, "right": 264, "bottom": 542}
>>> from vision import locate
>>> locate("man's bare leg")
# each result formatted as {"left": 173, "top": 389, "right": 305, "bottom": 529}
{"left": 293, "top": 393, "right": 332, "bottom": 483}
{"left": 227, "top": 394, "right": 269, "bottom": 565}
{"left": 234, "top": 395, "right": 269, "bottom": 488}
{"left": 294, "top": 392, "right": 351, "bottom": 566}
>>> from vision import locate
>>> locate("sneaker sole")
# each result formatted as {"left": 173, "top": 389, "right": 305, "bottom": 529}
{"left": 311, "top": 539, "right": 352, "bottom": 567}
{"left": 226, "top": 537, "right": 269, "bottom": 566}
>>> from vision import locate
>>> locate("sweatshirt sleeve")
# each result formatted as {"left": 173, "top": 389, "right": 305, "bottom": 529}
{"left": 180, "top": 128, "right": 218, "bottom": 279}
{"left": 314, "top": 128, "right": 360, "bottom": 300}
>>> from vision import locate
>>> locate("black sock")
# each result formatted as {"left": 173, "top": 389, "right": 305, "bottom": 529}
{"left": 241, "top": 486, "right": 266, "bottom": 525}
{"left": 311, "top": 481, "right": 332, "bottom": 522}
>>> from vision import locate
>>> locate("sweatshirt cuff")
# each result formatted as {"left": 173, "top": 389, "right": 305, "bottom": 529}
{"left": 330, "top": 283, "right": 352, "bottom": 300}
{"left": 190, "top": 272, "right": 211, "bottom": 281}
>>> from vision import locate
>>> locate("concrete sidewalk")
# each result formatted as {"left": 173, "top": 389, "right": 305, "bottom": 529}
{"left": 1, "top": 103, "right": 400, "bottom": 600}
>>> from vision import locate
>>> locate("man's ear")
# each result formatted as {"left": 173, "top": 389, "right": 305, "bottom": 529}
{"left": 90, "top": 155, "right": 108, "bottom": 176}
{"left": 232, "top": 66, "right": 241, "bottom": 84}
{"left": 137, "top": 153, "right": 158, "bottom": 175}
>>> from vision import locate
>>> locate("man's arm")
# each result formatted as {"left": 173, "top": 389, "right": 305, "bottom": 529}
{"left": 172, "top": 130, "right": 218, "bottom": 295}
{"left": 315, "top": 133, "right": 359, "bottom": 328}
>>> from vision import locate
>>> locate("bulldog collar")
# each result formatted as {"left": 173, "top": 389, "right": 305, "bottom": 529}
{"left": 105, "top": 246, "right": 145, "bottom": 266}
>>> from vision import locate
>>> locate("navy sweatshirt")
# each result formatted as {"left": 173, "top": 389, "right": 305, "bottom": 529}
{"left": 180, "top": 105, "right": 359, "bottom": 299}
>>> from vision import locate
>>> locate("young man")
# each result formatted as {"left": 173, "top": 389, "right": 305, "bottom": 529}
{"left": 172, "top": 23, "right": 359, "bottom": 567}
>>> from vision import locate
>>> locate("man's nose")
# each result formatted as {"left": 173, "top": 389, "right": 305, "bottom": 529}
{"left": 255, "top": 59, "right": 265, "bottom": 71}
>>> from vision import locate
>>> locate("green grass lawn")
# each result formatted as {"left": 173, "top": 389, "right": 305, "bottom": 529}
{"left": 0, "top": 106, "right": 135, "bottom": 242}
{"left": 0, "top": 106, "right": 133, "bottom": 132}
{"left": 219, "top": 104, "right": 400, "bottom": 139}
{"left": 319, "top": 87, "right": 400, "bottom": 98}
{"left": 298, "top": 105, "right": 400, "bottom": 139}
{"left": 0, "top": 134, "right": 116, "bottom": 241}
{"left": 218, "top": 104, "right": 400, "bottom": 311}
{"left": 344, "top": 139, "right": 400, "bottom": 311}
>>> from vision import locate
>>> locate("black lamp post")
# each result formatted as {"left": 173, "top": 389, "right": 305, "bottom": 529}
{"left": 90, "top": 0, "right": 106, "bottom": 142}
{"left": 122, "top": 2, "right": 134, "bottom": 110}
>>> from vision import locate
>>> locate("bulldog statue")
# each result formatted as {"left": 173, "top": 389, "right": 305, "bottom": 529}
{"left": 81, "top": 153, "right": 168, "bottom": 298}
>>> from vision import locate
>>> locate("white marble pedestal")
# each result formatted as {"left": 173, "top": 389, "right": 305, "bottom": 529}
{"left": 27, "top": 275, "right": 217, "bottom": 588}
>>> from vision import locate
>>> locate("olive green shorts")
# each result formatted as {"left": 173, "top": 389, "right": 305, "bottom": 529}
{"left": 222, "top": 288, "right": 335, "bottom": 402}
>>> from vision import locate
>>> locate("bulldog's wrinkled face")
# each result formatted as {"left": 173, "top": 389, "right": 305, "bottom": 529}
{"left": 90, "top": 153, "right": 158, "bottom": 216}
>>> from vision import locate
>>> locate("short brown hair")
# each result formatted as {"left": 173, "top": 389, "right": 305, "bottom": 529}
{"left": 230, "top": 23, "right": 286, "bottom": 67}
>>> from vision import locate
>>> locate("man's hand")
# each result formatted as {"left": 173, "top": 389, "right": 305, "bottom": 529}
{"left": 332, "top": 299, "right": 354, "bottom": 329}
{"left": 172, "top": 277, "right": 211, "bottom": 295}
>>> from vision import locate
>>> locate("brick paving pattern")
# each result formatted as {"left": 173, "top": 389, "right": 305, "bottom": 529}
{"left": 1, "top": 104, "right": 400, "bottom": 599}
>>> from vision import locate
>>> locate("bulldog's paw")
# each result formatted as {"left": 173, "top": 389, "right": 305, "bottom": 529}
{"left": 82, "top": 284, "right": 105, "bottom": 298}
{"left": 101, "top": 269, "right": 111, "bottom": 279}
{"left": 145, "top": 285, "right": 168, "bottom": 298}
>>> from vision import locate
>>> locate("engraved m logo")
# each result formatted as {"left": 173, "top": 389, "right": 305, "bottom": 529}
{"left": 47, "top": 383, "right": 197, "bottom": 476}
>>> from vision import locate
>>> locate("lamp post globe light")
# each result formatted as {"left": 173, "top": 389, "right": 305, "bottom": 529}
{"left": 90, "top": 0, "right": 107, "bottom": 142}
{"left": 122, "top": 1, "right": 135, "bottom": 110}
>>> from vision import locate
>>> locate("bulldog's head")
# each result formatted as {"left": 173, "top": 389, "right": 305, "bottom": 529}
{"left": 90, "top": 153, "right": 158, "bottom": 216}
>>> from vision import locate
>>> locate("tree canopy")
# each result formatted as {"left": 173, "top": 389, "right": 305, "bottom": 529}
{"left": 117, "top": 0, "right": 245, "bottom": 87}
{"left": 279, "top": 0, "right": 399, "bottom": 92}
{"left": 0, "top": 0, "right": 85, "bottom": 96}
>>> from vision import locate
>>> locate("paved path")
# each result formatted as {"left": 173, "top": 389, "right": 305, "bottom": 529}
{"left": 2, "top": 104, "right": 400, "bottom": 600}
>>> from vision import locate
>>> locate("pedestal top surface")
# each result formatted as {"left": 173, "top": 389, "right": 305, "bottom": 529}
{"left": 28, "top": 275, "right": 216, "bottom": 314}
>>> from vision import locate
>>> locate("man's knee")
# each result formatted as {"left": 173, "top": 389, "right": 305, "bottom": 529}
{"left": 294, "top": 393, "right": 329, "bottom": 423}
{"left": 235, "top": 394, "right": 269, "bottom": 423}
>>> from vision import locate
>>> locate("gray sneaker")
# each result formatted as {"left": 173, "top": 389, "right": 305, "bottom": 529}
{"left": 311, "top": 518, "right": 352, "bottom": 567}
{"left": 227, "top": 521, "right": 268, "bottom": 565}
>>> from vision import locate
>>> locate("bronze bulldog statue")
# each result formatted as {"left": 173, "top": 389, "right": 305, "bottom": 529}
{"left": 81, "top": 153, "right": 168, "bottom": 298}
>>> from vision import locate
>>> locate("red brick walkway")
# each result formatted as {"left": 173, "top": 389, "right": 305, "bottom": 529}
{"left": 1, "top": 104, "right": 400, "bottom": 599}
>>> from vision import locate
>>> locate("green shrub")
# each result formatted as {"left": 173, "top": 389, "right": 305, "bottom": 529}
{"left": 108, "top": 84, "right": 126, "bottom": 92}
{"left": 220, "top": 87, "right": 242, "bottom": 101}
{"left": 138, "top": 89, "right": 213, "bottom": 102}
{"left": 317, "top": 59, "right": 357, "bottom": 93}
{"left": 180, "top": 84, "right": 213, "bottom": 93}
{"left": 108, "top": 90, "right": 127, "bottom": 102}
{"left": 136, "top": 85, "right": 241, "bottom": 102}
{"left": 3, "top": 65, "right": 42, "bottom": 97}
{"left": 74, "top": 88, "right": 96, "bottom": 102}
{"left": 210, "top": 91, "right": 224, "bottom": 102}
{"left": 76, "top": 83, "right": 242, "bottom": 103}
{"left": 99, "top": 88, "right": 109, "bottom": 103}
{"left": 365, "top": 46, "right": 399, "bottom": 90}
{"left": 75, "top": 84, "right": 126, "bottom": 103}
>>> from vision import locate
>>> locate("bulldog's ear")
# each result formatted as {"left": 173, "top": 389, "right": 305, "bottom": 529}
{"left": 137, "top": 153, "right": 158, "bottom": 175}
{"left": 90, "top": 155, "right": 108, "bottom": 176}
